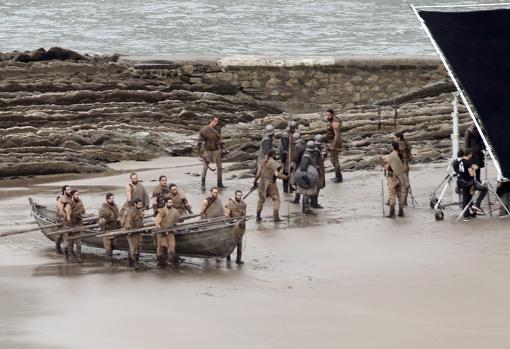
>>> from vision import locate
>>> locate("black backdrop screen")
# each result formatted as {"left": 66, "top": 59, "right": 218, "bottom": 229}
{"left": 418, "top": 9, "right": 510, "bottom": 179}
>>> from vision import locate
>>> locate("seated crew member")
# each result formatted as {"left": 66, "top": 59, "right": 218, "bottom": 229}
{"left": 456, "top": 149, "right": 488, "bottom": 221}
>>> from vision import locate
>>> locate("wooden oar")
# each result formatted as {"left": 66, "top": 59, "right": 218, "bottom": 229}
{"left": 45, "top": 223, "right": 101, "bottom": 236}
{"left": 0, "top": 221, "right": 100, "bottom": 238}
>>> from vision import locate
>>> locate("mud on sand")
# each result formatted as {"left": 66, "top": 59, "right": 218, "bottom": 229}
{"left": 0, "top": 158, "right": 509, "bottom": 349}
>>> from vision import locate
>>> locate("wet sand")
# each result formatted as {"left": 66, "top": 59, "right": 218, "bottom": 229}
{"left": 1, "top": 158, "right": 509, "bottom": 349}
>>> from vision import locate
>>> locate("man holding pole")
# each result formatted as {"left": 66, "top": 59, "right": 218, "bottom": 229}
{"left": 64, "top": 189, "right": 85, "bottom": 263}
{"left": 154, "top": 198, "right": 180, "bottom": 269}
{"left": 197, "top": 116, "right": 226, "bottom": 191}
{"left": 224, "top": 190, "right": 247, "bottom": 264}
{"left": 98, "top": 192, "right": 121, "bottom": 265}
{"left": 122, "top": 198, "right": 145, "bottom": 269}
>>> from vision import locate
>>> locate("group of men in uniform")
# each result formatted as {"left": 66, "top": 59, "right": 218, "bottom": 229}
{"left": 249, "top": 109, "right": 345, "bottom": 221}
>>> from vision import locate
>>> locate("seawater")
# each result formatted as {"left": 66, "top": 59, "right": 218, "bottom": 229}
{"left": 0, "top": 0, "right": 508, "bottom": 56}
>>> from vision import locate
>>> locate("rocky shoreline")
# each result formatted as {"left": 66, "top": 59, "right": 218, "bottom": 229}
{"left": 0, "top": 48, "right": 469, "bottom": 179}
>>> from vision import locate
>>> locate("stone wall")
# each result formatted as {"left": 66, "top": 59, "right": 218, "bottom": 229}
{"left": 126, "top": 55, "right": 448, "bottom": 112}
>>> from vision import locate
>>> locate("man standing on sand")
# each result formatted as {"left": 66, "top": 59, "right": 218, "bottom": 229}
{"left": 168, "top": 183, "right": 193, "bottom": 216}
{"left": 122, "top": 198, "right": 145, "bottom": 269}
{"left": 383, "top": 142, "right": 409, "bottom": 218}
{"left": 224, "top": 190, "right": 247, "bottom": 264}
{"left": 121, "top": 173, "right": 150, "bottom": 218}
{"left": 254, "top": 150, "right": 287, "bottom": 223}
{"left": 151, "top": 175, "right": 170, "bottom": 216}
{"left": 154, "top": 198, "right": 181, "bottom": 269}
{"left": 198, "top": 116, "right": 226, "bottom": 191}
{"left": 98, "top": 192, "right": 122, "bottom": 265}
{"left": 55, "top": 184, "right": 72, "bottom": 254}
{"left": 325, "top": 109, "right": 343, "bottom": 183}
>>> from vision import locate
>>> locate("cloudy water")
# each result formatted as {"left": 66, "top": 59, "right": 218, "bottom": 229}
{"left": 0, "top": 0, "right": 508, "bottom": 56}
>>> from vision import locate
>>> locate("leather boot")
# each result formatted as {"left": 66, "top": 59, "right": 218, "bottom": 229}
{"left": 74, "top": 246, "right": 82, "bottom": 264}
{"left": 55, "top": 235, "right": 62, "bottom": 254}
{"left": 331, "top": 168, "right": 343, "bottom": 183}
{"left": 302, "top": 196, "right": 313, "bottom": 214}
{"left": 156, "top": 255, "right": 163, "bottom": 268}
{"left": 201, "top": 177, "right": 206, "bottom": 192}
{"left": 398, "top": 206, "right": 405, "bottom": 217}
{"left": 273, "top": 210, "right": 282, "bottom": 223}
{"left": 386, "top": 206, "right": 396, "bottom": 218}
{"left": 256, "top": 210, "right": 262, "bottom": 223}
{"left": 161, "top": 247, "right": 169, "bottom": 268}
{"left": 291, "top": 193, "right": 301, "bottom": 204}
{"left": 217, "top": 180, "right": 227, "bottom": 189}
{"left": 236, "top": 241, "right": 244, "bottom": 264}
{"left": 226, "top": 255, "right": 231, "bottom": 262}
{"left": 310, "top": 196, "right": 324, "bottom": 209}
{"left": 108, "top": 253, "right": 114, "bottom": 266}
{"left": 128, "top": 256, "right": 134, "bottom": 268}
{"left": 63, "top": 247, "right": 69, "bottom": 263}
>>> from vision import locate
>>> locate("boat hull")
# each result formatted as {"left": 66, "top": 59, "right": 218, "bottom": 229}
{"left": 30, "top": 199, "right": 241, "bottom": 258}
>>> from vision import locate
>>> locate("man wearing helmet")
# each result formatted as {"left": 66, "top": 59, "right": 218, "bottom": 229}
{"left": 311, "top": 135, "right": 326, "bottom": 209}
{"left": 295, "top": 141, "right": 320, "bottom": 214}
{"left": 258, "top": 124, "right": 275, "bottom": 168}
{"left": 325, "top": 109, "right": 343, "bottom": 183}
{"left": 277, "top": 121, "right": 297, "bottom": 193}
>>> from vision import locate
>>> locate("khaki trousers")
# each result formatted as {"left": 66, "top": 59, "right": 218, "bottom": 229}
{"left": 330, "top": 149, "right": 341, "bottom": 171}
{"left": 257, "top": 183, "right": 281, "bottom": 211}
{"left": 102, "top": 236, "right": 117, "bottom": 256}
{"left": 127, "top": 233, "right": 141, "bottom": 258}
{"left": 387, "top": 175, "right": 404, "bottom": 207}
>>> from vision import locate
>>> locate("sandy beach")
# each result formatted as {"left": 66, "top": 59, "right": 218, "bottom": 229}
{"left": 1, "top": 157, "right": 509, "bottom": 349}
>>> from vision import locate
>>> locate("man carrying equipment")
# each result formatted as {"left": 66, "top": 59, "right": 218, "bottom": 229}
{"left": 325, "top": 109, "right": 343, "bottom": 183}
{"left": 383, "top": 142, "right": 409, "bottom": 218}
{"left": 198, "top": 116, "right": 226, "bottom": 191}
{"left": 154, "top": 198, "right": 181, "bottom": 269}
{"left": 98, "top": 192, "right": 121, "bottom": 265}
{"left": 254, "top": 150, "right": 287, "bottom": 223}
{"left": 224, "top": 190, "right": 247, "bottom": 264}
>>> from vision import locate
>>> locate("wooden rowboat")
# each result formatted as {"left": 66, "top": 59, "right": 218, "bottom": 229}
{"left": 29, "top": 198, "right": 242, "bottom": 258}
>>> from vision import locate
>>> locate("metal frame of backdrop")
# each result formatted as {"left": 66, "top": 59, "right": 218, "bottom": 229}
{"left": 411, "top": 3, "right": 510, "bottom": 182}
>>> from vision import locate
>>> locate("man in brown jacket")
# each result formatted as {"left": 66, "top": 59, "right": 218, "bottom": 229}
{"left": 169, "top": 183, "right": 193, "bottom": 215}
{"left": 122, "top": 198, "right": 145, "bottom": 269}
{"left": 151, "top": 175, "right": 170, "bottom": 216}
{"left": 224, "top": 190, "right": 247, "bottom": 264}
{"left": 154, "top": 198, "right": 181, "bottom": 269}
{"left": 255, "top": 150, "right": 287, "bottom": 223}
{"left": 64, "top": 189, "right": 85, "bottom": 263}
{"left": 121, "top": 173, "right": 150, "bottom": 218}
{"left": 98, "top": 192, "right": 121, "bottom": 265}
{"left": 197, "top": 116, "right": 226, "bottom": 191}
{"left": 325, "top": 109, "right": 343, "bottom": 183}
{"left": 201, "top": 187, "right": 224, "bottom": 219}
{"left": 383, "top": 141, "right": 409, "bottom": 218}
